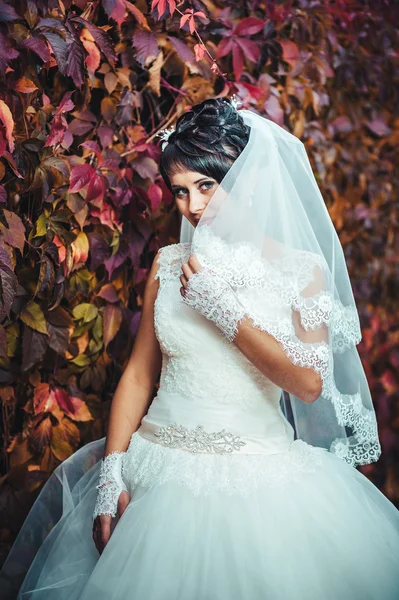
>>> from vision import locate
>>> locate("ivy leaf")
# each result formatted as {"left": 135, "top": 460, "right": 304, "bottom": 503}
{"left": 103, "top": 304, "right": 123, "bottom": 348}
{"left": 20, "top": 301, "right": 48, "bottom": 335}
{"left": 68, "top": 164, "right": 96, "bottom": 193}
{"left": 132, "top": 30, "right": 158, "bottom": 67}
{"left": 234, "top": 17, "right": 265, "bottom": 36}
{"left": 22, "top": 327, "right": 48, "bottom": 371}
{"left": 73, "top": 302, "right": 98, "bottom": 323}
{"left": 21, "top": 36, "right": 51, "bottom": 63}
{"left": 0, "top": 261, "right": 17, "bottom": 317}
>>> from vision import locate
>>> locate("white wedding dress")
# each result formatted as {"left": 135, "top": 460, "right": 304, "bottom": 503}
{"left": 1, "top": 241, "right": 399, "bottom": 600}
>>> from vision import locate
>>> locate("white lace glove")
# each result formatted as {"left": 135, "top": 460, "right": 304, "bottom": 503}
{"left": 182, "top": 266, "right": 246, "bottom": 342}
{"left": 92, "top": 451, "right": 128, "bottom": 520}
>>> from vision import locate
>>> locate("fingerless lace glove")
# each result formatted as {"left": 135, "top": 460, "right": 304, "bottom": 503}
{"left": 93, "top": 451, "right": 128, "bottom": 520}
{"left": 182, "top": 266, "right": 246, "bottom": 342}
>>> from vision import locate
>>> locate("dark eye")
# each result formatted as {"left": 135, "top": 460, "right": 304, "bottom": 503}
{"left": 200, "top": 181, "right": 214, "bottom": 191}
{"left": 174, "top": 188, "right": 188, "bottom": 198}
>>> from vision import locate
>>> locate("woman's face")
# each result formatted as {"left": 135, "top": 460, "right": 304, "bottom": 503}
{"left": 169, "top": 170, "right": 219, "bottom": 228}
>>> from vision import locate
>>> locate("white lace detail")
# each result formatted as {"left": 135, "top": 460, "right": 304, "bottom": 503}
{"left": 151, "top": 235, "right": 381, "bottom": 468}
{"left": 182, "top": 266, "right": 246, "bottom": 341}
{"left": 194, "top": 226, "right": 362, "bottom": 354}
{"left": 153, "top": 243, "right": 280, "bottom": 410}
{"left": 191, "top": 226, "right": 380, "bottom": 467}
{"left": 92, "top": 451, "right": 128, "bottom": 519}
{"left": 154, "top": 423, "right": 247, "bottom": 454}
{"left": 123, "top": 432, "right": 325, "bottom": 497}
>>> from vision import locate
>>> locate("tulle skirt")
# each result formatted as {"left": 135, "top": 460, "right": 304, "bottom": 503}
{"left": 1, "top": 434, "right": 399, "bottom": 600}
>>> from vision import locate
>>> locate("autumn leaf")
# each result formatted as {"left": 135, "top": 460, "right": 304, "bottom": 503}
{"left": 21, "top": 301, "right": 48, "bottom": 335}
{"left": 0, "top": 99, "right": 15, "bottom": 152}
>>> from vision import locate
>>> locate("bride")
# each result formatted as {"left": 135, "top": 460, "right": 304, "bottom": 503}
{"left": 1, "top": 97, "right": 399, "bottom": 600}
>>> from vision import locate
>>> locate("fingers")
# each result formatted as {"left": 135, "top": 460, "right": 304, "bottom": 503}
{"left": 92, "top": 515, "right": 112, "bottom": 555}
{"left": 101, "top": 517, "right": 112, "bottom": 551}
{"left": 118, "top": 490, "right": 131, "bottom": 517}
{"left": 181, "top": 254, "right": 202, "bottom": 298}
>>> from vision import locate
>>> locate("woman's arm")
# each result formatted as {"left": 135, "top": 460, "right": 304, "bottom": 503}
{"left": 180, "top": 254, "right": 326, "bottom": 405}
{"left": 104, "top": 250, "right": 162, "bottom": 456}
{"left": 232, "top": 314, "right": 324, "bottom": 405}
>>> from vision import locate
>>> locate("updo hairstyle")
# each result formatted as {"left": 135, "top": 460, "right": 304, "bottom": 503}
{"left": 159, "top": 98, "right": 251, "bottom": 191}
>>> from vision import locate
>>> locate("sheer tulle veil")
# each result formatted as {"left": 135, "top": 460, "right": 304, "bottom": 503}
{"left": 180, "top": 107, "right": 381, "bottom": 468}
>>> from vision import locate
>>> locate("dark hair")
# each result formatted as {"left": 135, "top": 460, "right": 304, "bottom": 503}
{"left": 159, "top": 98, "right": 251, "bottom": 191}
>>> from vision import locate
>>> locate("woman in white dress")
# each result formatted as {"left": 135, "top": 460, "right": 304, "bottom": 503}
{"left": 1, "top": 97, "right": 399, "bottom": 600}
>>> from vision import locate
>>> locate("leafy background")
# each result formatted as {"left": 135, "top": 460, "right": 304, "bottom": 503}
{"left": 0, "top": 0, "right": 398, "bottom": 564}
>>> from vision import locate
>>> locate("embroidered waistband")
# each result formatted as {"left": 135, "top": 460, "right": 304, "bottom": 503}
{"left": 154, "top": 422, "right": 247, "bottom": 454}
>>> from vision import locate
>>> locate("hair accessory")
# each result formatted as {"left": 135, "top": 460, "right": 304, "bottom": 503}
{"left": 158, "top": 125, "right": 176, "bottom": 151}
{"left": 229, "top": 94, "right": 242, "bottom": 110}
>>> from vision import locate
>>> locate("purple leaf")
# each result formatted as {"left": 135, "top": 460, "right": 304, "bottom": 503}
{"left": 133, "top": 156, "right": 158, "bottom": 180}
{"left": 0, "top": 31, "right": 19, "bottom": 73}
{"left": 22, "top": 328, "right": 48, "bottom": 372}
{"left": 21, "top": 36, "right": 51, "bottom": 62}
{"left": 79, "top": 18, "right": 117, "bottom": 64}
{"left": 0, "top": 265, "right": 17, "bottom": 316}
{"left": 168, "top": 36, "right": 195, "bottom": 62}
{"left": 104, "top": 244, "right": 129, "bottom": 279}
{"left": 127, "top": 231, "right": 146, "bottom": 265}
{"left": 41, "top": 31, "right": 68, "bottom": 75}
{"left": 0, "top": 184, "right": 6, "bottom": 203}
{"left": 0, "top": 2, "right": 20, "bottom": 21}
{"left": 65, "top": 25, "right": 85, "bottom": 88}
{"left": 132, "top": 30, "right": 158, "bottom": 67}
{"left": 87, "top": 231, "right": 111, "bottom": 271}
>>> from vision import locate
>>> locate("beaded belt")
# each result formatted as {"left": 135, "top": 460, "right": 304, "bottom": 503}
{"left": 153, "top": 422, "right": 246, "bottom": 454}
{"left": 138, "top": 419, "right": 294, "bottom": 456}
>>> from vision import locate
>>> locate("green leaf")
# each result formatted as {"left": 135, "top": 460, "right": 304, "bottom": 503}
{"left": 20, "top": 301, "right": 48, "bottom": 335}
{"left": 72, "top": 303, "right": 98, "bottom": 323}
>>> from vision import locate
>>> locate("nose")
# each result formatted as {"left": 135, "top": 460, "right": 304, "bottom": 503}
{"left": 189, "top": 189, "right": 206, "bottom": 217}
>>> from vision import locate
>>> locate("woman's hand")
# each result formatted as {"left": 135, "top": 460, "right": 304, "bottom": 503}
{"left": 180, "top": 254, "right": 203, "bottom": 297}
{"left": 180, "top": 255, "right": 246, "bottom": 342}
{"left": 92, "top": 489, "right": 130, "bottom": 554}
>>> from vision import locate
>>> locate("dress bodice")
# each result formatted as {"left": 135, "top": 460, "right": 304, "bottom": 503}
{"left": 137, "top": 242, "right": 295, "bottom": 456}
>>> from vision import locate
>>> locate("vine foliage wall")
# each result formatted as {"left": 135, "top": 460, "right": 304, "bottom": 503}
{"left": 0, "top": 0, "right": 398, "bottom": 556}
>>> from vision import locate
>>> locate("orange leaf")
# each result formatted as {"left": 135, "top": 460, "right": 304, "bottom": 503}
{"left": 12, "top": 77, "right": 38, "bottom": 93}
{"left": 0, "top": 100, "right": 15, "bottom": 152}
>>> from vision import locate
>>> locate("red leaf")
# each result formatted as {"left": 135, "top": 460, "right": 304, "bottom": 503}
{"left": 234, "top": 17, "right": 264, "bottom": 36}
{"left": 148, "top": 183, "right": 163, "bottom": 212}
{"left": 235, "top": 38, "right": 260, "bottom": 63}
{"left": 86, "top": 173, "right": 106, "bottom": 204}
{"left": 65, "top": 395, "right": 93, "bottom": 422}
{"left": 216, "top": 38, "right": 233, "bottom": 59}
{"left": 44, "top": 115, "right": 67, "bottom": 147}
{"left": 68, "top": 164, "right": 96, "bottom": 193}
{"left": 232, "top": 42, "right": 244, "bottom": 81}
{"left": 33, "top": 383, "right": 57, "bottom": 415}
{"left": 57, "top": 91, "right": 75, "bottom": 114}
{"left": 280, "top": 40, "right": 299, "bottom": 68}
{"left": 180, "top": 13, "right": 191, "bottom": 28}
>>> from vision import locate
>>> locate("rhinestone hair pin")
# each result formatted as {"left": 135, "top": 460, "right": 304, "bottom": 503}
{"left": 157, "top": 126, "right": 175, "bottom": 151}
{"left": 230, "top": 94, "right": 242, "bottom": 110}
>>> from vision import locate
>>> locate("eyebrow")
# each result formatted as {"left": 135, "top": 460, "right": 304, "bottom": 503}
{"left": 171, "top": 177, "right": 212, "bottom": 189}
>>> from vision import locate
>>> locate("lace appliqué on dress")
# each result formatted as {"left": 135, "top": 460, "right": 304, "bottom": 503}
{"left": 93, "top": 451, "right": 128, "bottom": 519}
{"left": 154, "top": 423, "right": 247, "bottom": 454}
{"left": 123, "top": 432, "right": 325, "bottom": 497}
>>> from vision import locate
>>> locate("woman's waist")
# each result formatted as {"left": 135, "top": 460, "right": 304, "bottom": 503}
{"left": 139, "top": 391, "right": 294, "bottom": 456}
